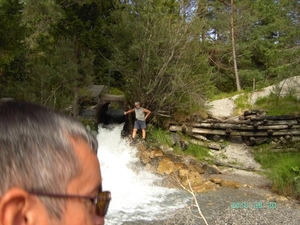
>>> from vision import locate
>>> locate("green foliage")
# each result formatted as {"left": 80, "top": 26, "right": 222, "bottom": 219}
{"left": 107, "top": 0, "right": 213, "bottom": 116}
{"left": 234, "top": 94, "right": 253, "bottom": 115}
{"left": 206, "top": 0, "right": 300, "bottom": 93}
{"left": 109, "top": 87, "right": 124, "bottom": 95}
{"left": 239, "top": 69, "right": 265, "bottom": 91}
{"left": 25, "top": 37, "right": 95, "bottom": 111}
{"left": 1, "top": 0, "right": 300, "bottom": 119}
{"left": 211, "top": 91, "right": 242, "bottom": 100}
{"left": 0, "top": 0, "right": 26, "bottom": 65}
{"left": 0, "top": 0, "right": 97, "bottom": 113}
{"left": 80, "top": 118, "right": 98, "bottom": 135}
{"left": 181, "top": 143, "right": 211, "bottom": 161}
{"left": 147, "top": 127, "right": 173, "bottom": 147}
{"left": 255, "top": 94, "right": 300, "bottom": 116}
{"left": 253, "top": 144, "right": 281, "bottom": 168}
{"left": 147, "top": 127, "right": 211, "bottom": 161}
{"left": 0, "top": 0, "right": 27, "bottom": 97}
{"left": 253, "top": 144, "right": 300, "bottom": 199}
{"left": 269, "top": 159, "right": 300, "bottom": 199}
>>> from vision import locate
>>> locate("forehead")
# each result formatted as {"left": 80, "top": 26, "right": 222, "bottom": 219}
{"left": 67, "top": 139, "right": 102, "bottom": 194}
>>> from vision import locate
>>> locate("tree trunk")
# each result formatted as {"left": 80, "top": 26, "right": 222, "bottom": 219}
{"left": 72, "top": 90, "right": 78, "bottom": 118}
{"left": 231, "top": 0, "right": 241, "bottom": 91}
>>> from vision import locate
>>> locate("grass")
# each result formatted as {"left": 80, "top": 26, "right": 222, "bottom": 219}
{"left": 181, "top": 143, "right": 211, "bottom": 161}
{"left": 147, "top": 126, "right": 173, "bottom": 147}
{"left": 234, "top": 94, "right": 253, "bottom": 115}
{"left": 254, "top": 94, "right": 300, "bottom": 115}
{"left": 212, "top": 90, "right": 244, "bottom": 100}
{"left": 253, "top": 144, "right": 300, "bottom": 200}
{"left": 147, "top": 126, "right": 211, "bottom": 161}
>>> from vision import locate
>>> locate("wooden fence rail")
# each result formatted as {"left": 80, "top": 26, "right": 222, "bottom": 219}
{"left": 169, "top": 112, "right": 300, "bottom": 146}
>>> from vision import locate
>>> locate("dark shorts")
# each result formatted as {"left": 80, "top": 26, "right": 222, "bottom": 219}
{"left": 134, "top": 120, "right": 146, "bottom": 130}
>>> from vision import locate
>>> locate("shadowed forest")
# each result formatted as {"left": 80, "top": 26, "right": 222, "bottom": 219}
{"left": 1, "top": 0, "right": 300, "bottom": 119}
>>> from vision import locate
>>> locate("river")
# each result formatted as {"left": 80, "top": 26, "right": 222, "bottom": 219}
{"left": 97, "top": 124, "right": 190, "bottom": 225}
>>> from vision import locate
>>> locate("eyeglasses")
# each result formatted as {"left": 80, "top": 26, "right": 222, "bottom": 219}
{"left": 28, "top": 190, "right": 111, "bottom": 217}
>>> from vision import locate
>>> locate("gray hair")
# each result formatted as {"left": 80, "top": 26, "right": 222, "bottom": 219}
{"left": 0, "top": 100, "right": 98, "bottom": 219}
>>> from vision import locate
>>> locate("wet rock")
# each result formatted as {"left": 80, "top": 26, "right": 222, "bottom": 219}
{"left": 189, "top": 164, "right": 206, "bottom": 174}
{"left": 208, "top": 143, "right": 221, "bottom": 151}
{"left": 174, "top": 162, "right": 188, "bottom": 172}
{"left": 203, "top": 164, "right": 222, "bottom": 174}
{"left": 170, "top": 133, "right": 181, "bottom": 146}
{"left": 140, "top": 151, "right": 151, "bottom": 164}
{"left": 149, "top": 149, "right": 164, "bottom": 158}
{"left": 276, "top": 195, "right": 289, "bottom": 202}
{"left": 178, "top": 169, "right": 189, "bottom": 180}
{"left": 209, "top": 178, "right": 222, "bottom": 184}
{"left": 135, "top": 143, "right": 250, "bottom": 194}
{"left": 137, "top": 143, "right": 148, "bottom": 151}
{"left": 220, "top": 179, "right": 242, "bottom": 189}
{"left": 157, "top": 158, "right": 175, "bottom": 175}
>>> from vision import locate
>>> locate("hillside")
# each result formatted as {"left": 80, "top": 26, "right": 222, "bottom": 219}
{"left": 207, "top": 76, "right": 300, "bottom": 118}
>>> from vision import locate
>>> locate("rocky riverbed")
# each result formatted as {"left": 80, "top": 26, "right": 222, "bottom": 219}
{"left": 123, "top": 77, "right": 300, "bottom": 224}
{"left": 129, "top": 138, "right": 300, "bottom": 225}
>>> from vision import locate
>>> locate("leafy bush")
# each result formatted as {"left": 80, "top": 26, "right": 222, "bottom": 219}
{"left": 109, "top": 87, "right": 124, "bottom": 95}
{"left": 268, "top": 158, "right": 300, "bottom": 199}
{"left": 253, "top": 144, "right": 300, "bottom": 200}
{"left": 239, "top": 69, "right": 265, "bottom": 90}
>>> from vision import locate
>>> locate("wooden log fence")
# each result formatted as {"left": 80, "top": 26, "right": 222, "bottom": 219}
{"left": 169, "top": 111, "right": 300, "bottom": 146}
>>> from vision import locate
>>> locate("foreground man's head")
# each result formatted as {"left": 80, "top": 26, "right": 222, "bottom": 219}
{"left": 0, "top": 100, "right": 110, "bottom": 225}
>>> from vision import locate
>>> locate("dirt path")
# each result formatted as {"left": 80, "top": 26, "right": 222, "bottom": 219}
{"left": 208, "top": 136, "right": 274, "bottom": 198}
{"left": 201, "top": 79, "right": 300, "bottom": 222}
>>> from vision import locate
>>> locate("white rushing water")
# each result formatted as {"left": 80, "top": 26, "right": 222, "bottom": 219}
{"left": 97, "top": 124, "right": 189, "bottom": 224}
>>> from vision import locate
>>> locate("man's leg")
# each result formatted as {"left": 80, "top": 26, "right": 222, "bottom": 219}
{"left": 132, "top": 128, "right": 137, "bottom": 139}
{"left": 142, "top": 129, "right": 146, "bottom": 139}
{"left": 140, "top": 121, "right": 147, "bottom": 141}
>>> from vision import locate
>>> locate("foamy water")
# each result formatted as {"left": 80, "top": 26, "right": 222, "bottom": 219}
{"left": 97, "top": 124, "right": 189, "bottom": 224}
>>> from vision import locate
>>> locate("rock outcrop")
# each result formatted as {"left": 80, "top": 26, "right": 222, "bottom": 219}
{"left": 135, "top": 142, "right": 242, "bottom": 193}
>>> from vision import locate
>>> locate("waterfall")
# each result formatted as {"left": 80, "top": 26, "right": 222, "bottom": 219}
{"left": 97, "top": 124, "right": 189, "bottom": 224}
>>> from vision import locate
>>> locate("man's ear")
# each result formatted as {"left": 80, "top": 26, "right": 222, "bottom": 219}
{"left": 0, "top": 188, "right": 32, "bottom": 225}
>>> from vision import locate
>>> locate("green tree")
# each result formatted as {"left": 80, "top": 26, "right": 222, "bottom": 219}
{"left": 0, "top": 0, "right": 27, "bottom": 97}
{"left": 106, "top": 0, "right": 214, "bottom": 117}
{"left": 203, "top": 0, "right": 300, "bottom": 92}
{"left": 26, "top": 37, "right": 95, "bottom": 113}
{"left": 19, "top": 0, "right": 96, "bottom": 114}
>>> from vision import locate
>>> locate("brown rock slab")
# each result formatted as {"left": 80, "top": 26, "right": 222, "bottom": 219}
{"left": 209, "top": 178, "right": 222, "bottom": 184}
{"left": 192, "top": 181, "right": 218, "bottom": 193}
{"left": 150, "top": 149, "right": 165, "bottom": 158}
{"left": 140, "top": 151, "right": 151, "bottom": 164}
{"left": 220, "top": 179, "right": 242, "bottom": 189}
{"left": 157, "top": 158, "right": 175, "bottom": 175}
